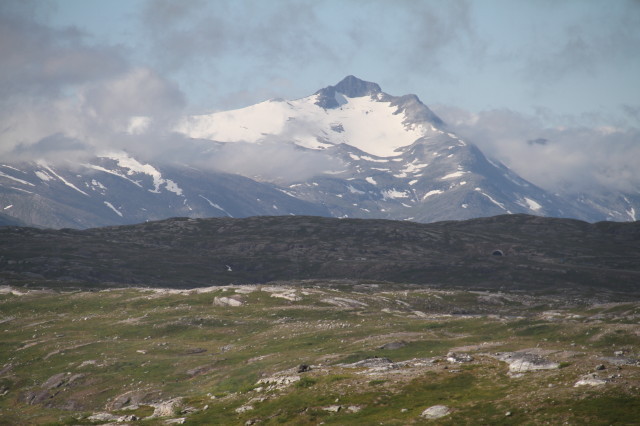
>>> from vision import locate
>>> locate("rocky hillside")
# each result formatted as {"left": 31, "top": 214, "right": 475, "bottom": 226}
{"left": 2, "top": 214, "right": 639, "bottom": 293}
{"left": 1, "top": 283, "right": 638, "bottom": 424}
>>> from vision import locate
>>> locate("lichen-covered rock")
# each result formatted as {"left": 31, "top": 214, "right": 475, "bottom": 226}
{"left": 213, "top": 296, "right": 243, "bottom": 307}
{"left": 494, "top": 351, "right": 559, "bottom": 373}
{"left": 446, "top": 352, "right": 474, "bottom": 363}
{"left": 421, "top": 405, "right": 450, "bottom": 419}
{"left": 574, "top": 374, "right": 608, "bottom": 387}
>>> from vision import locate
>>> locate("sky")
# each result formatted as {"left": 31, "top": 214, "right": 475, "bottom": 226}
{"left": 1, "top": 0, "right": 639, "bottom": 194}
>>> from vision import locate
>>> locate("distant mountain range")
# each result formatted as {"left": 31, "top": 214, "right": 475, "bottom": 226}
{"left": 1, "top": 75, "right": 637, "bottom": 228}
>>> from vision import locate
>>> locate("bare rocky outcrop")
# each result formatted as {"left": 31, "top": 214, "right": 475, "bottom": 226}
{"left": 574, "top": 374, "right": 608, "bottom": 387}
{"left": 421, "top": 405, "right": 451, "bottom": 419}
{"left": 149, "top": 397, "right": 183, "bottom": 418}
{"left": 493, "top": 350, "right": 559, "bottom": 373}
{"left": 213, "top": 296, "right": 243, "bottom": 307}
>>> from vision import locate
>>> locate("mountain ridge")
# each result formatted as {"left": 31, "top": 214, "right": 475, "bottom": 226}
{"left": 2, "top": 213, "right": 639, "bottom": 293}
{"left": 0, "top": 75, "right": 637, "bottom": 228}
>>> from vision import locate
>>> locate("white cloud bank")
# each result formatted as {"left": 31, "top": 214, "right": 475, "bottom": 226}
{"left": 433, "top": 105, "right": 640, "bottom": 194}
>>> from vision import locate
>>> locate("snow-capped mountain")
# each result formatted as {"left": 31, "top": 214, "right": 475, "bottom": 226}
{"left": 0, "top": 76, "right": 637, "bottom": 228}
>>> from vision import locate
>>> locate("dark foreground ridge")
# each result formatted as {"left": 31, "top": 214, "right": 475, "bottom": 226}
{"left": 1, "top": 214, "right": 639, "bottom": 293}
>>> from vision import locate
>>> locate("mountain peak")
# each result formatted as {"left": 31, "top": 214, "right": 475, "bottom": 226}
{"left": 314, "top": 75, "right": 382, "bottom": 109}
{"left": 333, "top": 75, "right": 382, "bottom": 97}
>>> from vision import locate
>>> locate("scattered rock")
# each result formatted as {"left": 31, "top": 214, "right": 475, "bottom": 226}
{"left": 78, "top": 360, "right": 97, "bottom": 368}
{"left": 595, "top": 364, "right": 606, "bottom": 371}
{"left": 346, "top": 405, "right": 362, "bottom": 413}
{"left": 235, "top": 404, "right": 254, "bottom": 413}
{"left": 88, "top": 412, "right": 138, "bottom": 422}
{"left": 256, "top": 374, "right": 300, "bottom": 390}
{"left": 88, "top": 412, "right": 119, "bottom": 422}
{"left": 343, "top": 357, "right": 397, "bottom": 371}
{"left": 150, "top": 397, "right": 183, "bottom": 418}
{"left": 421, "top": 405, "right": 450, "bottom": 419}
{"left": 107, "top": 390, "right": 158, "bottom": 411}
{"left": 379, "top": 341, "right": 407, "bottom": 350}
{"left": 41, "top": 372, "right": 68, "bottom": 390}
{"left": 323, "top": 405, "right": 342, "bottom": 413}
{"left": 321, "top": 297, "right": 368, "bottom": 308}
{"left": 494, "top": 351, "right": 559, "bottom": 373}
{"left": 505, "top": 411, "right": 512, "bottom": 416}
{"left": 164, "top": 418, "right": 186, "bottom": 424}
{"left": 297, "top": 364, "right": 311, "bottom": 373}
{"left": 574, "top": 374, "right": 608, "bottom": 387}
{"left": 213, "top": 296, "right": 243, "bottom": 307}
{"left": 598, "top": 356, "right": 640, "bottom": 366}
{"left": 446, "top": 352, "right": 474, "bottom": 363}
{"left": 270, "top": 292, "right": 301, "bottom": 302}
{"left": 186, "top": 365, "right": 215, "bottom": 377}
{"left": 22, "top": 390, "right": 51, "bottom": 405}
{"left": 0, "top": 364, "right": 13, "bottom": 376}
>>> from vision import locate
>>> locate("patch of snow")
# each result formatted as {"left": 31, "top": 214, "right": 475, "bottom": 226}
{"left": 91, "top": 179, "right": 106, "bottom": 190}
{"left": 3, "top": 205, "right": 13, "bottom": 210}
{"left": 475, "top": 188, "right": 509, "bottom": 212}
{"left": 39, "top": 163, "right": 89, "bottom": 196}
{"left": 347, "top": 185, "right": 365, "bottom": 194}
{"left": 408, "top": 179, "right": 418, "bottom": 185}
{"left": 198, "top": 195, "right": 232, "bottom": 217}
{"left": 177, "top": 93, "right": 428, "bottom": 157}
{"left": 83, "top": 164, "right": 143, "bottom": 188}
{"left": 1, "top": 164, "right": 21, "bottom": 172}
{"left": 349, "top": 153, "right": 361, "bottom": 161}
{"left": 0, "top": 171, "right": 34, "bottom": 186}
{"left": 422, "top": 190, "right": 443, "bottom": 199}
{"left": 365, "top": 177, "right": 377, "bottom": 185}
{"left": 401, "top": 161, "right": 428, "bottom": 174}
{"left": 441, "top": 171, "right": 467, "bottom": 180}
{"left": 524, "top": 197, "right": 542, "bottom": 211}
{"left": 10, "top": 187, "right": 33, "bottom": 194}
{"left": 276, "top": 188, "right": 296, "bottom": 197}
{"left": 382, "top": 189, "right": 410, "bottom": 200}
{"left": 102, "top": 152, "right": 183, "bottom": 196}
{"left": 461, "top": 204, "right": 468, "bottom": 208}
{"left": 360, "top": 155, "right": 389, "bottom": 163}
{"left": 34, "top": 171, "right": 53, "bottom": 182}
{"left": 103, "top": 201, "right": 123, "bottom": 217}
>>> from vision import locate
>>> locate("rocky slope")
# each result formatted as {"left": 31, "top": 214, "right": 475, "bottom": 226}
{"left": 1, "top": 283, "right": 638, "bottom": 424}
